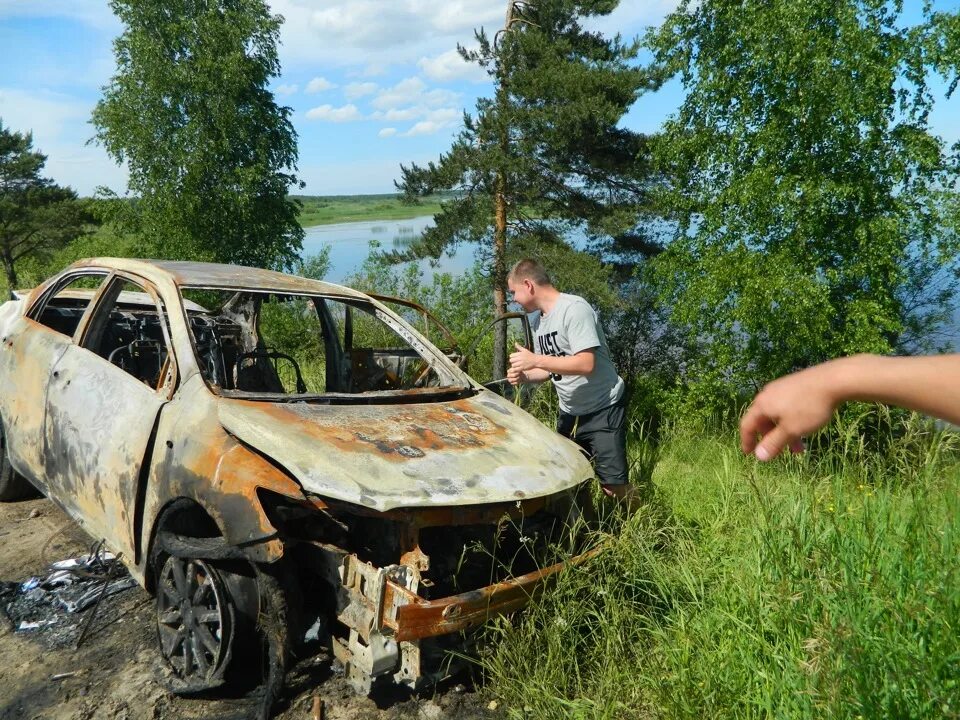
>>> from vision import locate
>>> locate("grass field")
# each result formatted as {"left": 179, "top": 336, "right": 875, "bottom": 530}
{"left": 480, "top": 411, "right": 960, "bottom": 719}
{"left": 294, "top": 193, "right": 446, "bottom": 226}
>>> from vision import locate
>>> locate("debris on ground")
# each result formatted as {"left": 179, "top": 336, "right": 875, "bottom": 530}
{"left": 0, "top": 542, "right": 137, "bottom": 647}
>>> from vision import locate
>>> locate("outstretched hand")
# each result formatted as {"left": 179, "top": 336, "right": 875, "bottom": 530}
{"left": 742, "top": 354, "right": 960, "bottom": 461}
{"left": 740, "top": 366, "right": 838, "bottom": 461}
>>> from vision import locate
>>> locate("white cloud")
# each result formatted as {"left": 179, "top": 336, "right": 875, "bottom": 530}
{"left": 0, "top": 88, "right": 128, "bottom": 195}
{"left": 371, "top": 107, "right": 420, "bottom": 122}
{"left": 0, "top": 88, "right": 89, "bottom": 149}
{"left": 371, "top": 107, "right": 461, "bottom": 137}
{"left": 305, "top": 103, "right": 362, "bottom": 122}
{"left": 267, "top": 0, "right": 678, "bottom": 69}
{"left": 361, "top": 63, "right": 388, "bottom": 77}
{"left": 268, "top": 0, "right": 502, "bottom": 67}
{"left": 0, "top": 1, "right": 119, "bottom": 30}
{"left": 371, "top": 77, "right": 426, "bottom": 108}
{"left": 402, "top": 121, "right": 448, "bottom": 137}
{"left": 369, "top": 102, "right": 463, "bottom": 141}
{"left": 305, "top": 76, "right": 337, "bottom": 93}
{"left": 418, "top": 48, "right": 487, "bottom": 83}
{"left": 378, "top": 128, "right": 397, "bottom": 138}
{"left": 275, "top": 83, "right": 299, "bottom": 96}
{"left": 344, "top": 82, "right": 378, "bottom": 100}
{"left": 400, "top": 107, "right": 461, "bottom": 136}
{"left": 371, "top": 77, "right": 459, "bottom": 111}
{"left": 304, "top": 1, "right": 499, "bottom": 49}
{"left": 370, "top": 106, "right": 460, "bottom": 127}
{"left": 585, "top": 0, "right": 682, "bottom": 37}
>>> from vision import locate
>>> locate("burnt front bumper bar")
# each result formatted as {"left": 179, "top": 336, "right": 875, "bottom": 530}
{"left": 382, "top": 545, "right": 603, "bottom": 642}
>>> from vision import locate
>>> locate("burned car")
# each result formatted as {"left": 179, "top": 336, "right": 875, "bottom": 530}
{"left": 0, "top": 258, "right": 595, "bottom": 708}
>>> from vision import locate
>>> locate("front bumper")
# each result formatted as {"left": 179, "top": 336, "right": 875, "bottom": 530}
{"left": 385, "top": 544, "right": 603, "bottom": 642}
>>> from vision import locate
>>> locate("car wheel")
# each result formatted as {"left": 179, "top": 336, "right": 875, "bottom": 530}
{"left": 156, "top": 555, "right": 236, "bottom": 690}
{"left": 0, "top": 421, "right": 37, "bottom": 501}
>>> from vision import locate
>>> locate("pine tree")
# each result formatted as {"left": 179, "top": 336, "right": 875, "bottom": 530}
{"left": 397, "top": 0, "right": 658, "bottom": 380}
{"left": 0, "top": 121, "right": 91, "bottom": 291}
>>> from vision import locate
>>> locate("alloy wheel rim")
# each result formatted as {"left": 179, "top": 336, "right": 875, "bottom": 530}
{"left": 156, "top": 555, "right": 231, "bottom": 680}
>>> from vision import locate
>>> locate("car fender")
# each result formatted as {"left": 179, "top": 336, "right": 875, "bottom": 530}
{"left": 139, "top": 377, "right": 307, "bottom": 573}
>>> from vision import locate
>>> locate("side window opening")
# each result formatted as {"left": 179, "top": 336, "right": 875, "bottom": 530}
{"left": 337, "top": 300, "right": 442, "bottom": 392}
{"left": 83, "top": 279, "right": 174, "bottom": 390}
{"left": 29, "top": 273, "right": 109, "bottom": 338}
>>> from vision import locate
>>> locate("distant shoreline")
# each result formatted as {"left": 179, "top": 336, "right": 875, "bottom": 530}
{"left": 294, "top": 193, "right": 445, "bottom": 227}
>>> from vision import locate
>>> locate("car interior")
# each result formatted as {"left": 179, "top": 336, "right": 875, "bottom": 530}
{"left": 30, "top": 278, "right": 453, "bottom": 397}
{"left": 183, "top": 290, "right": 448, "bottom": 395}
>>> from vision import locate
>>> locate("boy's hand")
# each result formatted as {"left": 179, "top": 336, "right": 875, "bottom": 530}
{"left": 506, "top": 366, "right": 526, "bottom": 386}
{"left": 509, "top": 343, "right": 539, "bottom": 373}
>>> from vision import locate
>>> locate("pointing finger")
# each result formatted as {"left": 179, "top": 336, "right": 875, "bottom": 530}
{"left": 739, "top": 403, "right": 771, "bottom": 454}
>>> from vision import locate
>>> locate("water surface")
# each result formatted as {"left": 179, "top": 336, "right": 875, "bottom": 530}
{"left": 301, "top": 216, "right": 475, "bottom": 283}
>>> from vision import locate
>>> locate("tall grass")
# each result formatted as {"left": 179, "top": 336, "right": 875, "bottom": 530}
{"left": 479, "top": 412, "right": 960, "bottom": 719}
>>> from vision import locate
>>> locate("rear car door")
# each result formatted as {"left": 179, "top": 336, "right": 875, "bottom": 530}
{"left": 0, "top": 271, "right": 109, "bottom": 489}
{"left": 43, "top": 273, "right": 176, "bottom": 560}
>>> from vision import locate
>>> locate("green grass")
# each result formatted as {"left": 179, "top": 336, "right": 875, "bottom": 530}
{"left": 294, "top": 193, "right": 447, "bottom": 226}
{"left": 480, "top": 412, "right": 960, "bottom": 719}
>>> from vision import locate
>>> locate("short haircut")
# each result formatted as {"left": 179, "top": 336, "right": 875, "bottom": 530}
{"left": 508, "top": 258, "right": 552, "bottom": 286}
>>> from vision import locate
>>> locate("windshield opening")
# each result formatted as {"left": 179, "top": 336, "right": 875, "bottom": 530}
{"left": 180, "top": 288, "right": 462, "bottom": 397}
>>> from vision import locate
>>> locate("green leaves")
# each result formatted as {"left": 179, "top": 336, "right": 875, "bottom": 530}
{"left": 0, "top": 121, "right": 93, "bottom": 290}
{"left": 646, "top": 0, "right": 960, "bottom": 414}
{"left": 92, "top": 0, "right": 303, "bottom": 270}
{"left": 397, "top": 0, "right": 657, "bottom": 264}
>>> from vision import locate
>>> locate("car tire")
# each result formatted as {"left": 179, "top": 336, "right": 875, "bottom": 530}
{"left": 0, "top": 421, "right": 37, "bottom": 501}
{"left": 151, "top": 529, "right": 293, "bottom": 719}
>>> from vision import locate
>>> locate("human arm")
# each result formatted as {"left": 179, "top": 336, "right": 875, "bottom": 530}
{"left": 506, "top": 365, "right": 551, "bottom": 386}
{"left": 740, "top": 353, "right": 960, "bottom": 461}
{"left": 509, "top": 343, "right": 596, "bottom": 377}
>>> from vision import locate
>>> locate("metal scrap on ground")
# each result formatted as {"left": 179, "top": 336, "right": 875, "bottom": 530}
{"left": 0, "top": 542, "right": 136, "bottom": 643}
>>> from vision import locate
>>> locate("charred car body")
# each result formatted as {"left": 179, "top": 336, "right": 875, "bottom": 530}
{"left": 0, "top": 259, "right": 595, "bottom": 704}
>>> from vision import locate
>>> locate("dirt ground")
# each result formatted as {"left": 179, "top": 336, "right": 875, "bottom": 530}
{"left": 0, "top": 496, "right": 504, "bottom": 720}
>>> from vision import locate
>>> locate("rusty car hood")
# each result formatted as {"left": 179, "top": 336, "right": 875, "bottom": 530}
{"left": 216, "top": 392, "right": 594, "bottom": 511}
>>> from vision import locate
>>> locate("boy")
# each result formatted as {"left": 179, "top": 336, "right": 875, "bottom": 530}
{"left": 505, "top": 258, "right": 631, "bottom": 498}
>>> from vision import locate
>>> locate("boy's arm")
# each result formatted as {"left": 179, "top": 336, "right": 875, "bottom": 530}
{"left": 741, "top": 353, "right": 960, "bottom": 461}
{"left": 506, "top": 366, "right": 551, "bottom": 385}
{"left": 509, "top": 344, "right": 596, "bottom": 377}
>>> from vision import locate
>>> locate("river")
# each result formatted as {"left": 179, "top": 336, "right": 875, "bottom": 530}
{"left": 302, "top": 215, "right": 958, "bottom": 348}
{"left": 301, "top": 215, "right": 475, "bottom": 283}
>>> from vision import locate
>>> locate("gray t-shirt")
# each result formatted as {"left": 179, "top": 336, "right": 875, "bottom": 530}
{"left": 533, "top": 293, "right": 624, "bottom": 416}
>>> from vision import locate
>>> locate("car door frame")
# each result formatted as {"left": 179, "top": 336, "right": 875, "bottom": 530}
{"left": 460, "top": 312, "right": 535, "bottom": 396}
{"left": 42, "top": 270, "right": 178, "bottom": 561}
{"left": 0, "top": 268, "right": 112, "bottom": 487}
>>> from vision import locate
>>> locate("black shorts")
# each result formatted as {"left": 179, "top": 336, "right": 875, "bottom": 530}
{"left": 557, "top": 394, "right": 628, "bottom": 486}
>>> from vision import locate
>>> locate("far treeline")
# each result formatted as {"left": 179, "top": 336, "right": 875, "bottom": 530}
{"left": 2, "top": 0, "right": 960, "bottom": 419}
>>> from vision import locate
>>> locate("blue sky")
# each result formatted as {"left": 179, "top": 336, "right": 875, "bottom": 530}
{"left": 0, "top": 0, "right": 958, "bottom": 197}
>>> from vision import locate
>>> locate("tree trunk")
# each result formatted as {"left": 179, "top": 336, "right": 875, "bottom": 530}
{"left": 492, "top": 172, "right": 508, "bottom": 382}
{"left": 2, "top": 248, "right": 17, "bottom": 293}
{"left": 491, "top": 0, "right": 519, "bottom": 383}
